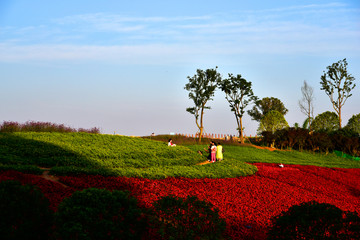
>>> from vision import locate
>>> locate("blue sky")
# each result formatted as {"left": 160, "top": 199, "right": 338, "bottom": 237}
{"left": 1, "top": 0, "right": 359, "bottom": 136}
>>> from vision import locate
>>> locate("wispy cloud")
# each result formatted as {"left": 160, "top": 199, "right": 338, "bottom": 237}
{"left": 0, "top": 2, "right": 359, "bottom": 63}
{"left": 55, "top": 13, "right": 211, "bottom": 24}
{"left": 245, "top": 2, "right": 347, "bottom": 13}
{"left": 54, "top": 13, "right": 211, "bottom": 33}
{"left": 0, "top": 43, "right": 204, "bottom": 64}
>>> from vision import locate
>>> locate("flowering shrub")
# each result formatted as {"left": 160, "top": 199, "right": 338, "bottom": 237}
{"left": 1, "top": 163, "right": 359, "bottom": 239}
{"left": 57, "top": 164, "right": 360, "bottom": 239}
{"left": 0, "top": 121, "right": 100, "bottom": 133}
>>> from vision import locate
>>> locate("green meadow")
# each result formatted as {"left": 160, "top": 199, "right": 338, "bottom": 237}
{"left": 1, "top": 132, "right": 359, "bottom": 179}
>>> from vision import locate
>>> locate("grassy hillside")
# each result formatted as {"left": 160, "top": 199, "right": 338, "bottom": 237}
{"left": 186, "top": 144, "right": 360, "bottom": 168}
{"left": 1, "top": 132, "right": 359, "bottom": 178}
{"left": 0, "top": 132, "right": 256, "bottom": 178}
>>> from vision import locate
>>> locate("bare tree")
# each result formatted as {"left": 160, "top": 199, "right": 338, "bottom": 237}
{"left": 298, "top": 80, "right": 315, "bottom": 131}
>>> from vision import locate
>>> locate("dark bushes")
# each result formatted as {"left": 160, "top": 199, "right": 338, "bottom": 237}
{"left": 268, "top": 201, "right": 360, "bottom": 240}
{"left": 260, "top": 128, "right": 360, "bottom": 157}
{"left": 151, "top": 195, "right": 226, "bottom": 240}
{"left": 0, "top": 180, "right": 53, "bottom": 240}
{"left": 261, "top": 131, "right": 277, "bottom": 148}
{"left": 55, "top": 188, "right": 147, "bottom": 240}
{"left": 0, "top": 121, "right": 100, "bottom": 134}
{"left": 1, "top": 182, "right": 225, "bottom": 240}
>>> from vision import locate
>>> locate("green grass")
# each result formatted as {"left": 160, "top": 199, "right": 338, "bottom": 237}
{"left": 0, "top": 132, "right": 257, "bottom": 178}
{"left": 1, "top": 132, "right": 359, "bottom": 179}
{"left": 186, "top": 144, "right": 360, "bottom": 169}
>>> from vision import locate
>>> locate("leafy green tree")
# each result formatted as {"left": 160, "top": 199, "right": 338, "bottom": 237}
{"left": 258, "top": 110, "right": 289, "bottom": 134}
{"left": 345, "top": 113, "right": 360, "bottom": 135}
{"left": 320, "top": 58, "right": 356, "bottom": 128}
{"left": 218, "top": 73, "right": 258, "bottom": 143}
{"left": 298, "top": 80, "right": 315, "bottom": 131}
{"left": 311, "top": 111, "right": 339, "bottom": 133}
{"left": 248, "top": 97, "right": 288, "bottom": 122}
{"left": 302, "top": 117, "right": 314, "bottom": 130}
{"left": 184, "top": 67, "right": 221, "bottom": 142}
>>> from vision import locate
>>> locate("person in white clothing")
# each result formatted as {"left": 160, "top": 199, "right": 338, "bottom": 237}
{"left": 168, "top": 139, "right": 176, "bottom": 147}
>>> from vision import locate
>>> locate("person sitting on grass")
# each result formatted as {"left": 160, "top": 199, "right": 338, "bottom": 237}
{"left": 168, "top": 139, "right": 176, "bottom": 147}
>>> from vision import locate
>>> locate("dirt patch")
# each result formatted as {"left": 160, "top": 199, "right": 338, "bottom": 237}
{"left": 39, "top": 168, "right": 68, "bottom": 188}
{"left": 251, "top": 145, "right": 278, "bottom": 151}
{"left": 197, "top": 161, "right": 211, "bottom": 165}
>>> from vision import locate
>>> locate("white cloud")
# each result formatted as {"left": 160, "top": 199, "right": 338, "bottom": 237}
{"left": 0, "top": 43, "right": 201, "bottom": 64}
{"left": 1, "top": 35, "right": 359, "bottom": 65}
{"left": 1, "top": 2, "right": 359, "bottom": 63}
{"left": 54, "top": 13, "right": 211, "bottom": 33}
{"left": 240, "top": 2, "right": 349, "bottom": 15}
{"left": 55, "top": 13, "right": 211, "bottom": 24}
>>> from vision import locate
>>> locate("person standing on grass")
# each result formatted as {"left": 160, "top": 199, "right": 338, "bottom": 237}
{"left": 216, "top": 142, "right": 223, "bottom": 161}
{"left": 211, "top": 142, "right": 217, "bottom": 163}
{"left": 204, "top": 140, "right": 213, "bottom": 162}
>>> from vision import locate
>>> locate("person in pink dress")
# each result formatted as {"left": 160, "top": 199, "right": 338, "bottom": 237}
{"left": 211, "top": 142, "right": 217, "bottom": 163}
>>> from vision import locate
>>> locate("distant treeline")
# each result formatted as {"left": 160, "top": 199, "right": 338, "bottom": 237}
{"left": 259, "top": 128, "right": 359, "bottom": 157}
{"left": 0, "top": 121, "right": 100, "bottom": 134}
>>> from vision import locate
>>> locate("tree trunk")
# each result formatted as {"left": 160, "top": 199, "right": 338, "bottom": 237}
{"left": 339, "top": 106, "right": 342, "bottom": 129}
{"left": 198, "top": 108, "right": 205, "bottom": 143}
{"left": 198, "top": 127, "right": 203, "bottom": 143}
{"left": 239, "top": 117, "right": 244, "bottom": 144}
{"left": 308, "top": 101, "right": 312, "bottom": 132}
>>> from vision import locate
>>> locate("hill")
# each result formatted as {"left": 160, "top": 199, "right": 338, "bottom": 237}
{"left": 1, "top": 132, "right": 359, "bottom": 179}
{"left": 0, "top": 132, "right": 257, "bottom": 178}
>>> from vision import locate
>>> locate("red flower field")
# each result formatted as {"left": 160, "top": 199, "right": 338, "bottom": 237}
{"left": 1, "top": 163, "right": 359, "bottom": 239}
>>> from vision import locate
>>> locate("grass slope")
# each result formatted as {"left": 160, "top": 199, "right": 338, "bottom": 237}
{"left": 1, "top": 132, "right": 359, "bottom": 178}
{"left": 0, "top": 132, "right": 256, "bottom": 178}
{"left": 186, "top": 144, "right": 360, "bottom": 168}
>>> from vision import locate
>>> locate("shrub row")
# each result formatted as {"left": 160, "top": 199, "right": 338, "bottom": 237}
{"left": 143, "top": 134, "right": 244, "bottom": 146}
{"left": 0, "top": 180, "right": 226, "bottom": 240}
{"left": 0, "top": 121, "right": 100, "bottom": 133}
{"left": 260, "top": 128, "right": 360, "bottom": 156}
{"left": 268, "top": 201, "right": 360, "bottom": 240}
{"left": 2, "top": 180, "right": 359, "bottom": 240}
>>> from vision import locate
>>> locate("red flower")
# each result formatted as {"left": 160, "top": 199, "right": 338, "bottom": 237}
{"left": 1, "top": 163, "right": 359, "bottom": 240}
